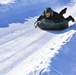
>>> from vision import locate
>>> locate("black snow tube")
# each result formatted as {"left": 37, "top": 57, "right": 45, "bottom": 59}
{"left": 37, "top": 19, "right": 68, "bottom": 30}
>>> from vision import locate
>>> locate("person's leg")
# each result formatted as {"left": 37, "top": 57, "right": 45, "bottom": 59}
{"left": 59, "top": 8, "right": 67, "bottom": 15}
{"left": 65, "top": 15, "right": 75, "bottom": 22}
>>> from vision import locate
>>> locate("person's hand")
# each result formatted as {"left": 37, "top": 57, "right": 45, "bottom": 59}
{"left": 34, "top": 21, "right": 40, "bottom": 28}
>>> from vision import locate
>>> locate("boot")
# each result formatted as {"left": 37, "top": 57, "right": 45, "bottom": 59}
{"left": 59, "top": 8, "right": 67, "bottom": 15}
{"left": 66, "top": 16, "right": 75, "bottom": 22}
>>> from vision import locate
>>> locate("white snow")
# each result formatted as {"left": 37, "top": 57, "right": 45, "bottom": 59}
{"left": 0, "top": 0, "right": 14, "bottom": 4}
{"left": 0, "top": 0, "right": 76, "bottom": 75}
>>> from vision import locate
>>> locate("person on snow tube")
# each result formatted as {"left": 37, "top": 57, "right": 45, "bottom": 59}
{"left": 34, "top": 7, "right": 75, "bottom": 30}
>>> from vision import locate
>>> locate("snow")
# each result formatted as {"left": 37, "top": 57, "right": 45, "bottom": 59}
{"left": 0, "top": 0, "right": 76, "bottom": 75}
{"left": 0, "top": 0, "right": 14, "bottom": 4}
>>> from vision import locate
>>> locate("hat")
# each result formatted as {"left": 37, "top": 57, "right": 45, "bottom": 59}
{"left": 45, "top": 7, "right": 53, "bottom": 13}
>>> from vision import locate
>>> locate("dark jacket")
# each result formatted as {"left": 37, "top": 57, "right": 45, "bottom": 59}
{"left": 37, "top": 11, "right": 65, "bottom": 23}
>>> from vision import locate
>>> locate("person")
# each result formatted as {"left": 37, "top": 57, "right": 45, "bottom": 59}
{"left": 35, "top": 7, "right": 75, "bottom": 28}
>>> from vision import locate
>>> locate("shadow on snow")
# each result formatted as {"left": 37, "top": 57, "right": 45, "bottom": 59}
{"left": 0, "top": 3, "right": 51, "bottom": 28}
{"left": 0, "top": 0, "right": 73, "bottom": 28}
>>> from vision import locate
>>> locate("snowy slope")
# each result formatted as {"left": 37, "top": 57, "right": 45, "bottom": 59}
{"left": 0, "top": 0, "right": 76, "bottom": 75}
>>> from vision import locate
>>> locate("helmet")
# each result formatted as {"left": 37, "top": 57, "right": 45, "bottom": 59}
{"left": 45, "top": 7, "right": 53, "bottom": 13}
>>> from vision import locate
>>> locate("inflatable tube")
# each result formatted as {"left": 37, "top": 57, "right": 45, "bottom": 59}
{"left": 37, "top": 19, "right": 68, "bottom": 30}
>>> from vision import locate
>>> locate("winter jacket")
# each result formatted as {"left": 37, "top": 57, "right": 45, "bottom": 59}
{"left": 37, "top": 11, "right": 65, "bottom": 23}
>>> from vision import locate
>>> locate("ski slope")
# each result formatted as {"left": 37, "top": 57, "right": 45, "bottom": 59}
{"left": 0, "top": 0, "right": 76, "bottom": 75}
{"left": 0, "top": 17, "right": 55, "bottom": 75}
{"left": 0, "top": 17, "right": 76, "bottom": 75}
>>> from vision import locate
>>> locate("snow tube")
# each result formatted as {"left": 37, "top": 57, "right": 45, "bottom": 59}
{"left": 37, "top": 19, "right": 68, "bottom": 30}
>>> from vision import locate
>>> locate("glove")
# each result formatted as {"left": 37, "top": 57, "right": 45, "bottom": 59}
{"left": 34, "top": 21, "right": 41, "bottom": 28}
